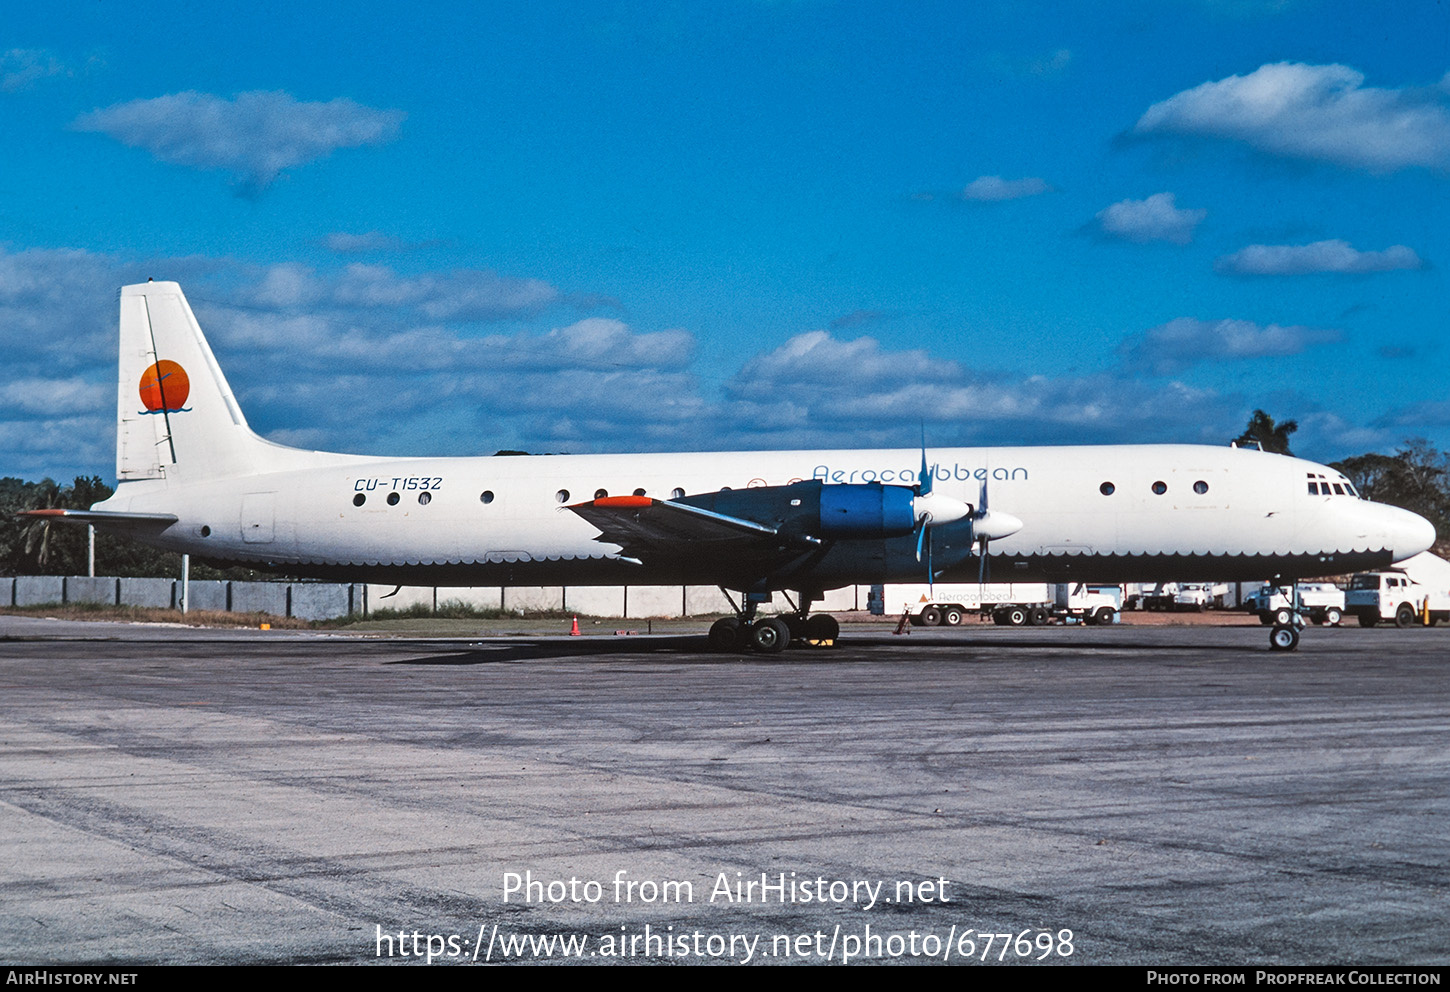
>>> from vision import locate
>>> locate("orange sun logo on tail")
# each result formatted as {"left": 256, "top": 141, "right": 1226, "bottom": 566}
{"left": 139, "top": 360, "right": 191, "bottom": 414}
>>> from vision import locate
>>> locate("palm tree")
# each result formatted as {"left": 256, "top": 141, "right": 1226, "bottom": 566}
{"left": 1235, "top": 410, "right": 1297, "bottom": 456}
{"left": 19, "top": 478, "right": 62, "bottom": 569}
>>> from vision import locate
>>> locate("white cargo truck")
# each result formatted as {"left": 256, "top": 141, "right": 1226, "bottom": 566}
{"left": 870, "top": 582, "right": 1121, "bottom": 627}
{"left": 1242, "top": 582, "right": 1345, "bottom": 626}
{"left": 1345, "top": 570, "right": 1450, "bottom": 627}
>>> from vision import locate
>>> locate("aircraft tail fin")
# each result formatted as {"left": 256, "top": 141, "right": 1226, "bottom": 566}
{"left": 117, "top": 281, "right": 271, "bottom": 481}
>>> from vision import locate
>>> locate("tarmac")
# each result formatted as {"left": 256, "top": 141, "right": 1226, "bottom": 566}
{"left": 1, "top": 614, "right": 1447, "bottom": 966}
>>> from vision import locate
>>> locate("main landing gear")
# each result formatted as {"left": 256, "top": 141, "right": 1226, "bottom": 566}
{"left": 707, "top": 589, "right": 841, "bottom": 654}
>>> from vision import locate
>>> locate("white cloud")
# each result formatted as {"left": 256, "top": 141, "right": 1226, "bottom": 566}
{"left": 984, "top": 49, "right": 1073, "bottom": 79}
{"left": 722, "top": 330, "right": 1233, "bottom": 448}
{"left": 1373, "top": 400, "right": 1450, "bottom": 429}
{"left": 325, "top": 231, "right": 407, "bottom": 254}
{"left": 0, "top": 415, "right": 112, "bottom": 482}
{"left": 237, "top": 261, "right": 559, "bottom": 321}
{"left": 73, "top": 91, "right": 405, "bottom": 191}
{"left": 0, "top": 249, "right": 1367, "bottom": 474}
{"left": 0, "top": 247, "right": 128, "bottom": 371}
{"left": 1120, "top": 317, "right": 1341, "bottom": 374}
{"left": 0, "top": 377, "right": 109, "bottom": 415}
{"left": 1215, "top": 240, "right": 1424, "bottom": 275}
{"left": 1, "top": 48, "right": 68, "bottom": 92}
{"left": 960, "top": 175, "right": 1053, "bottom": 201}
{"left": 1094, "top": 193, "right": 1205, "bottom": 244}
{"left": 1135, "top": 62, "right": 1450, "bottom": 172}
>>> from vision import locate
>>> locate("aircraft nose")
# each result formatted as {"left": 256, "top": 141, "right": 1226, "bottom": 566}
{"left": 1373, "top": 502, "right": 1437, "bottom": 562}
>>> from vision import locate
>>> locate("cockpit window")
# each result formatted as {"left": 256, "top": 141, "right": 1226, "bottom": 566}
{"left": 1306, "top": 472, "right": 1359, "bottom": 498}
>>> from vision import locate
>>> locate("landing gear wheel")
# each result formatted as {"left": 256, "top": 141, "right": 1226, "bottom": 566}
{"left": 1324, "top": 607, "right": 1342, "bottom": 627}
{"left": 941, "top": 606, "right": 964, "bottom": 626}
{"left": 749, "top": 617, "right": 791, "bottom": 654}
{"left": 708, "top": 617, "right": 743, "bottom": 652}
{"left": 1269, "top": 624, "right": 1300, "bottom": 651}
{"left": 1395, "top": 603, "right": 1417, "bottom": 628}
{"left": 920, "top": 606, "right": 943, "bottom": 627}
{"left": 803, "top": 613, "right": 840, "bottom": 642}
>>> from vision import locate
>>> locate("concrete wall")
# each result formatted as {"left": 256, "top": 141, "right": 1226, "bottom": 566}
{"left": 287, "top": 584, "right": 362, "bottom": 621}
{"left": 4, "top": 576, "right": 872, "bottom": 620}
{"left": 228, "top": 582, "right": 289, "bottom": 616}
{"left": 14, "top": 576, "right": 64, "bottom": 606}
{"left": 182, "top": 580, "right": 227, "bottom": 612}
{"left": 123, "top": 577, "right": 176, "bottom": 609}
{"left": 684, "top": 586, "right": 736, "bottom": 616}
{"left": 65, "top": 577, "right": 118, "bottom": 605}
{"left": 623, "top": 585, "right": 686, "bottom": 618}
{"left": 561, "top": 586, "right": 625, "bottom": 617}
{"left": 501, "top": 586, "right": 565, "bottom": 612}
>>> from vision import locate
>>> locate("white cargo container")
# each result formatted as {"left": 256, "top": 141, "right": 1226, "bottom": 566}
{"left": 869, "top": 582, "right": 1120, "bottom": 626}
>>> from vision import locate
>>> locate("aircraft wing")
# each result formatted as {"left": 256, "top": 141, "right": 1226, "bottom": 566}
{"left": 568, "top": 495, "right": 820, "bottom": 574}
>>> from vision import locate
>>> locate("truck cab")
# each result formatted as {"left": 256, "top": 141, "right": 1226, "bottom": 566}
{"left": 1345, "top": 570, "right": 1450, "bottom": 627}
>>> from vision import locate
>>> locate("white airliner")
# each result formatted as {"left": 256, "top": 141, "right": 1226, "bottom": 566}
{"left": 25, "top": 281, "right": 1436, "bottom": 651}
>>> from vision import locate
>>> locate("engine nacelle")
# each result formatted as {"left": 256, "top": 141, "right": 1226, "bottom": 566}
{"left": 679, "top": 480, "right": 921, "bottom": 542}
{"left": 817, "top": 482, "right": 917, "bottom": 539}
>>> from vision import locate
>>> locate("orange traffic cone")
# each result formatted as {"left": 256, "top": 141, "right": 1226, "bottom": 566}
{"left": 569, "top": 616, "right": 581, "bottom": 636}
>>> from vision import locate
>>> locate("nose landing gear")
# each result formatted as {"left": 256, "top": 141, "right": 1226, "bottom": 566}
{"left": 1268, "top": 582, "right": 1305, "bottom": 652}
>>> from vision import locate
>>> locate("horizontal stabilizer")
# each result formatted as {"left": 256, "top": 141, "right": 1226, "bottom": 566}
{"left": 15, "top": 508, "right": 178, "bottom": 528}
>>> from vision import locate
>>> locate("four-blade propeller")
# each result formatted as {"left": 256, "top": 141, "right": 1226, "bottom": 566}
{"left": 912, "top": 437, "right": 1023, "bottom": 588}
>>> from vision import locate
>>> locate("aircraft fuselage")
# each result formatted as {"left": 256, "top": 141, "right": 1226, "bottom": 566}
{"left": 95, "top": 442, "right": 1429, "bottom": 589}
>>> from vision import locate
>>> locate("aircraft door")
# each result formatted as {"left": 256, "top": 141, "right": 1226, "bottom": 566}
{"left": 241, "top": 492, "right": 276, "bottom": 544}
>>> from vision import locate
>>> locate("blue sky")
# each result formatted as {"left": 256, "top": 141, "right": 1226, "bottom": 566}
{"left": 2, "top": 0, "right": 1447, "bottom": 482}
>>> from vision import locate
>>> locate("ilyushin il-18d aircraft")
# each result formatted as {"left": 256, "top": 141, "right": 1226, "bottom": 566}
{"left": 24, "top": 282, "right": 1436, "bottom": 652}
